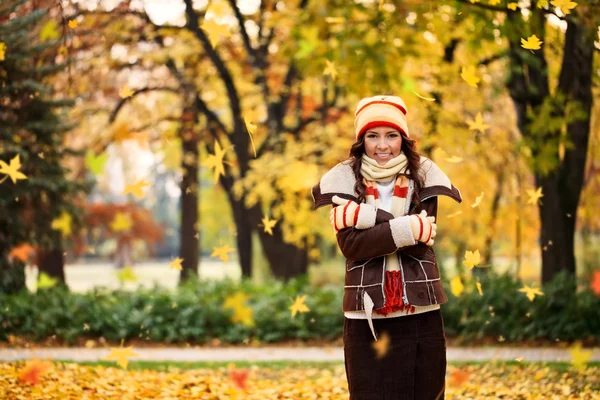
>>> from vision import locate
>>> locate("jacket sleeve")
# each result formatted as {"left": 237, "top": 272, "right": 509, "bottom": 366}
{"left": 398, "top": 196, "right": 438, "bottom": 258}
{"left": 335, "top": 196, "right": 438, "bottom": 261}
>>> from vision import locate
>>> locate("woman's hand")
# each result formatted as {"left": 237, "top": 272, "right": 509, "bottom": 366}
{"left": 409, "top": 210, "right": 436, "bottom": 246}
{"left": 329, "top": 195, "right": 377, "bottom": 233}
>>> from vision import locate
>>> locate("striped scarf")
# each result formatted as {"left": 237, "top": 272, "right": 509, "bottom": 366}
{"left": 360, "top": 152, "right": 416, "bottom": 316}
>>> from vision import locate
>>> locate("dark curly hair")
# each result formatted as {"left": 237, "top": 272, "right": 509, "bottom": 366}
{"left": 342, "top": 134, "right": 425, "bottom": 208}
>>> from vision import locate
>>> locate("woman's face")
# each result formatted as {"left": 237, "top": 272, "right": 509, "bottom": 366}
{"left": 363, "top": 126, "right": 403, "bottom": 165}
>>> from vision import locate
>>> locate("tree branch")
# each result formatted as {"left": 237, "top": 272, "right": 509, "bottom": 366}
{"left": 109, "top": 87, "right": 180, "bottom": 123}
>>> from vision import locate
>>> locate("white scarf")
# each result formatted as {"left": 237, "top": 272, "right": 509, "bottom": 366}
{"left": 360, "top": 152, "right": 409, "bottom": 181}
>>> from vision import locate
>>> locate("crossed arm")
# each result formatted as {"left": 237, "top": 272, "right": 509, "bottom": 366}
{"left": 335, "top": 196, "right": 438, "bottom": 262}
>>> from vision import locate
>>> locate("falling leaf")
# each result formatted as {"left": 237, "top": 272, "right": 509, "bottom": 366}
{"left": 122, "top": 179, "right": 150, "bottom": 198}
{"left": 372, "top": 331, "right": 390, "bottom": 359}
{"left": 0, "top": 155, "right": 27, "bottom": 184}
{"left": 449, "top": 367, "right": 471, "bottom": 387}
{"left": 18, "top": 359, "right": 53, "bottom": 385}
{"left": 515, "top": 356, "right": 524, "bottom": 362}
{"left": 119, "top": 85, "right": 134, "bottom": 98}
{"left": 68, "top": 19, "right": 78, "bottom": 28}
{"left": 103, "top": 347, "right": 140, "bottom": 369}
{"left": 169, "top": 257, "right": 183, "bottom": 271}
{"left": 568, "top": 341, "right": 592, "bottom": 370}
{"left": 450, "top": 276, "right": 464, "bottom": 297}
{"left": 412, "top": 91, "right": 436, "bottom": 101}
{"left": 110, "top": 212, "right": 133, "bottom": 232}
{"left": 229, "top": 365, "right": 251, "bottom": 390}
{"left": 289, "top": 295, "right": 310, "bottom": 317}
{"left": 116, "top": 266, "right": 138, "bottom": 283}
{"left": 39, "top": 20, "right": 59, "bottom": 42}
{"left": 85, "top": 150, "right": 108, "bottom": 175}
{"left": 526, "top": 186, "right": 543, "bottom": 205}
{"left": 590, "top": 270, "right": 600, "bottom": 296}
{"left": 467, "top": 112, "right": 490, "bottom": 133}
{"left": 261, "top": 215, "right": 278, "bottom": 235}
{"left": 323, "top": 59, "right": 338, "bottom": 80}
{"left": 224, "top": 292, "right": 250, "bottom": 311}
{"left": 37, "top": 272, "right": 58, "bottom": 289}
{"left": 211, "top": 244, "right": 235, "bottom": 262}
{"left": 476, "top": 281, "right": 483, "bottom": 296}
{"left": 521, "top": 34, "right": 543, "bottom": 50}
{"left": 203, "top": 140, "right": 227, "bottom": 184}
{"left": 206, "top": 0, "right": 230, "bottom": 18}
{"left": 461, "top": 65, "right": 480, "bottom": 88}
{"left": 201, "top": 19, "right": 230, "bottom": 46}
{"left": 551, "top": 0, "right": 577, "bottom": 14}
{"left": 446, "top": 210, "right": 463, "bottom": 219}
{"left": 518, "top": 284, "right": 544, "bottom": 301}
{"left": 537, "top": 0, "right": 549, "bottom": 7}
{"left": 231, "top": 305, "right": 254, "bottom": 327}
{"left": 463, "top": 249, "right": 481, "bottom": 269}
{"left": 507, "top": 2, "right": 519, "bottom": 10}
{"left": 471, "top": 191, "right": 484, "bottom": 208}
{"left": 51, "top": 211, "right": 72, "bottom": 236}
{"left": 0, "top": 42, "right": 6, "bottom": 61}
{"left": 244, "top": 117, "right": 257, "bottom": 158}
{"left": 445, "top": 156, "right": 463, "bottom": 163}
{"left": 8, "top": 243, "right": 35, "bottom": 263}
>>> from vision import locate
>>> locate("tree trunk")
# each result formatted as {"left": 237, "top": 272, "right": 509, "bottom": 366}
{"left": 37, "top": 231, "right": 67, "bottom": 290}
{"left": 178, "top": 114, "right": 200, "bottom": 283}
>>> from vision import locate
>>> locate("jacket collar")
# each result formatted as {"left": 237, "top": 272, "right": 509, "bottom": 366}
{"left": 312, "top": 156, "right": 462, "bottom": 209}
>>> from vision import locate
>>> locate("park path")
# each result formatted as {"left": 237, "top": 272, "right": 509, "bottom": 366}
{"left": 1, "top": 346, "right": 599, "bottom": 363}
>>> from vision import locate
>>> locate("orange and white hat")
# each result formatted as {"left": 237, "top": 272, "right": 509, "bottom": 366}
{"left": 354, "top": 95, "right": 409, "bottom": 141}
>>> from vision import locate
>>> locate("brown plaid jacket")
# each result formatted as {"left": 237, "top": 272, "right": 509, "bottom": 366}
{"left": 311, "top": 156, "right": 462, "bottom": 313}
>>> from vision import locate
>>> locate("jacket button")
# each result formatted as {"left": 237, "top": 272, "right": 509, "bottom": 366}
{"left": 418, "top": 291, "right": 425, "bottom": 299}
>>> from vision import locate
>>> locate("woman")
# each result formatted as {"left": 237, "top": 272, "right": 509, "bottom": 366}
{"left": 311, "top": 95, "right": 463, "bottom": 399}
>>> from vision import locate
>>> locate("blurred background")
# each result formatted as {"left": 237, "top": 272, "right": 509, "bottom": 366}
{"left": 0, "top": 0, "right": 599, "bottom": 325}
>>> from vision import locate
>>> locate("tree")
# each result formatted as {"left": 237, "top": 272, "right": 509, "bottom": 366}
{"left": 0, "top": 0, "right": 90, "bottom": 293}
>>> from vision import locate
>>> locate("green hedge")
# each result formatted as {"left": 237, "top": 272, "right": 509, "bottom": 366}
{"left": 0, "top": 271, "right": 597, "bottom": 345}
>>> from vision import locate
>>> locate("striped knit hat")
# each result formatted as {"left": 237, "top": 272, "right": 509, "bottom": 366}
{"left": 354, "top": 95, "right": 410, "bottom": 141}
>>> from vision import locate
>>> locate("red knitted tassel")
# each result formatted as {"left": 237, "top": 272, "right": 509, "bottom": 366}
{"left": 375, "top": 270, "right": 416, "bottom": 316}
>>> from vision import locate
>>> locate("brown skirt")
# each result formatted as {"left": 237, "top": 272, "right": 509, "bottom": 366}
{"left": 343, "top": 309, "right": 447, "bottom": 400}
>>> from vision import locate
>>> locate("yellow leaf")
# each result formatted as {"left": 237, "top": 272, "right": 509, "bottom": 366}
{"left": 536, "top": 0, "right": 549, "bottom": 7}
{"left": 507, "top": 2, "right": 519, "bottom": 10}
{"left": 489, "top": 0, "right": 501, "bottom": 4}
{"left": 68, "top": 19, "right": 78, "bottom": 29}
{"left": 261, "top": 215, "right": 278, "bottom": 235}
{"left": 39, "top": 20, "right": 59, "bottom": 42}
{"left": 203, "top": 140, "right": 227, "bottom": 184}
{"left": 244, "top": 118, "right": 257, "bottom": 157}
{"left": 201, "top": 19, "right": 230, "bottom": 46}
{"left": 450, "top": 276, "right": 464, "bottom": 297}
{"left": 119, "top": 85, "right": 134, "bottom": 99}
{"left": 231, "top": 305, "right": 254, "bottom": 327}
{"left": 206, "top": 0, "right": 230, "bottom": 18}
{"left": 521, "top": 34, "right": 543, "bottom": 50}
{"left": 568, "top": 341, "right": 592, "bottom": 370}
{"left": 372, "top": 331, "right": 390, "bottom": 359}
{"left": 466, "top": 112, "right": 490, "bottom": 133}
{"left": 0, "top": 42, "right": 6, "bottom": 61}
{"left": 122, "top": 179, "right": 151, "bottom": 198}
{"left": 37, "top": 272, "right": 58, "bottom": 289}
{"left": 526, "top": 186, "right": 543, "bottom": 205}
{"left": 0, "top": 155, "right": 27, "bottom": 184}
{"left": 445, "top": 156, "right": 463, "bottom": 163}
{"left": 446, "top": 210, "right": 463, "bottom": 219}
{"left": 110, "top": 212, "right": 133, "bottom": 233}
{"left": 103, "top": 347, "right": 140, "bottom": 369}
{"left": 211, "top": 244, "right": 236, "bottom": 262}
{"left": 116, "top": 266, "right": 138, "bottom": 283}
{"left": 169, "top": 257, "right": 183, "bottom": 271}
{"left": 471, "top": 191, "right": 484, "bottom": 208}
{"left": 412, "top": 91, "right": 436, "bottom": 102}
{"left": 550, "top": 0, "right": 577, "bottom": 14}
{"left": 289, "top": 295, "right": 310, "bottom": 317}
{"left": 518, "top": 284, "right": 544, "bottom": 301}
{"left": 224, "top": 292, "right": 250, "bottom": 310}
{"left": 51, "top": 211, "right": 72, "bottom": 237}
{"left": 460, "top": 65, "right": 480, "bottom": 88}
{"left": 476, "top": 281, "right": 483, "bottom": 296}
{"left": 323, "top": 59, "right": 338, "bottom": 80}
{"left": 463, "top": 249, "right": 481, "bottom": 269}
